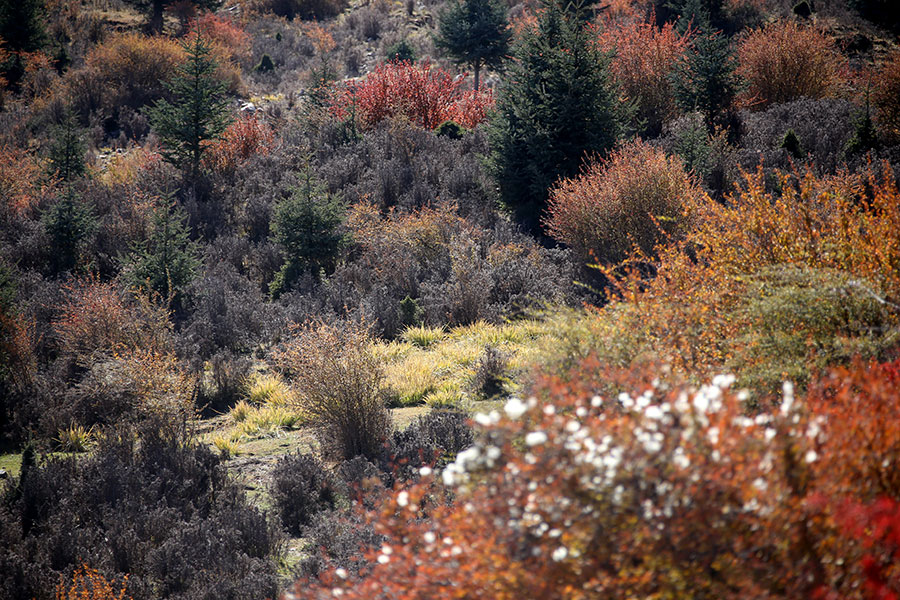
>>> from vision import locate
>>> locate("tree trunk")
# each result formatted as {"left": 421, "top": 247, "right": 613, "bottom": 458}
{"left": 150, "top": 0, "right": 165, "bottom": 34}
{"left": 473, "top": 61, "right": 481, "bottom": 91}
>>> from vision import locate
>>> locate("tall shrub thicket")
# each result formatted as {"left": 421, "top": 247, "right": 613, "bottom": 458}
{"left": 736, "top": 20, "right": 844, "bottom": 109}
{"left": 544, "top": 139, "right": 703, "bottom": 266}
{"left": 596, "top": 19, "right": 691, "bottom": 137}
{"left": 487, "top": 0, "right": 622, "bottom": 231}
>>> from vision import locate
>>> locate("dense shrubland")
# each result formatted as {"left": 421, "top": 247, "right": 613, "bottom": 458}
{"left": 1, "top": 0, "right": 900, "bottom": 597}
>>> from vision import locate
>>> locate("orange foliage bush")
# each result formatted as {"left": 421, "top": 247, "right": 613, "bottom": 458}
{"left": 291, "top": 359, "right": 900, "bottom": 599}
{"left": 52, "top": 277, "right": 173, "bottom": 366}
{"left": 185, "top": 15, "right": 249, "bottom": 93}
{"left": 330, "top": 61, "right": 495, "bottom": 131}
{"left": 203, "top": 115, "right": 275, "bottom": 174}
{"left": 68, "top": 33, "right": 183, "bottom": 117}
{"left": 736, "top": 20, "right": 844, "bottom": 108}
{"left": 596, "top": 20, "right": 691, "bottom": 135}
{"left": 56, "top": 565, "right": 130, "bottom": 600}
{"left": 0, "top": 144, "right": 48, "bottom": 216}
{"left": 545, "top": 139, "right": 703, "bottom": 265}
{"left": 872, "top": 48, "right": 900, "bottom": 142}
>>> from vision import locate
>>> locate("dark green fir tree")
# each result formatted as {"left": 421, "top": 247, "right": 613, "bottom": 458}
{"left": 487, "top": 0, "right": 621, "bottom": 232}
{"left": 122, "top": 193, "right": 201, "bottom": 308}
{"left": 672, "top": 31, "right": 741, "bottom": 131}
{"left": 0, "top": 0, "right": 46, "bottom": 52}
{"left": 435, "top": 0, "right": 511, "bottom": 90}
{"left": 269, "top": 164, "right": 347, "bottom": 298}
{"left": 148, "top": 33, "right": 232, "bottom": 184}
{"left": 42, "top": 189, "right": 97, "bottom": 275}
{"left": 47, "top": 113, "right": 87, "bottom": 181}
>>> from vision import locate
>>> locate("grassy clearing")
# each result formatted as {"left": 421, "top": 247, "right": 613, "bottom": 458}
{"left": 375, "top": 319, "right": 550, "bottom": 407}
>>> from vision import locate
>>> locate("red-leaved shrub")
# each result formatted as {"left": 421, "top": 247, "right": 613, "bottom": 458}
{"left": 203, "top": 115, "right": 275, "bottom": 175}
{"left": 329, "top": 61, "right": 494, "bottom": 131}
{"left": 596, "top": 20, "right": 691, "bottom": 135}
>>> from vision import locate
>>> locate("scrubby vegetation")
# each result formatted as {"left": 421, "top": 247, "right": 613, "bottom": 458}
{"left": 2, "top": 0, "right": 900, "bottom": 597}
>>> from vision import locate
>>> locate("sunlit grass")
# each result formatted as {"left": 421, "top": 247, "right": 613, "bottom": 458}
{"left": 375, "top": 318, "right": 550, "bottom": 408}
{"left": 246, "top": 373, "right": 292, "bottom": 407}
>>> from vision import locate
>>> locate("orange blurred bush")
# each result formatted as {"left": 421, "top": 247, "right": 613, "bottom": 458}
{"left": 290, "top": 358, "right": 900, "bottom": 599}
{"left": 872, "top": 48, "right": 900, "bottom": 143}
{"left": 203, "top": 115, "right": 275, "bottom": 175}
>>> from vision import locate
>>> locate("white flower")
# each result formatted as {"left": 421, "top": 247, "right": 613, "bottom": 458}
{"left": 805, "top": 450, "right": 818, "bottom": 463}
{"left": 423, "top": 531, "right": 436, "bottom": 544}
{"left": 332, "top": 589, "right": 343, "bottom": 597}
{"left": 419, "top": 466, "right": 432, "bottom": 477}
{"left": 644, "top": 405, "right": 664, "bottom": 421}
{"left": 396, "top": 491, "right": 409, "bottom": 507}
{"left": 504, "top": 397, "right": 528, "bottom": 419}
{"left": 335, "top": 568, "right": 348, "bottom": 580}
{"left": 474, "top": 412, "right": 493, "bottom": 426}
{"left": 591, "top": 395, "right": 603, "bottom": 407}
{"left": 781, "top": 381, "right": 795, "bottom": 415}
{"left": 525, "top": 431, "right": 548, "bottom": 446}
{"left": 765, "top": 428, "right": 776, "bottom": 442}
{"left": 381, "top": 544, "right": 393, "bottom": 555}
{"left": 377, "top": 554, "right": 390, "bottom": 564}
{"left": 543, "top": 404, "right": 556, "bottom": 416}
{"left": 552, "top": 547, "right": 568, "bottom": 562}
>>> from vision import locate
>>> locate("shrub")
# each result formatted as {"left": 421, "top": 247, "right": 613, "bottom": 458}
{"left": 384, "top": 39, "right": 416, "bottom": 63}
{"left": 596, "top": 19, "right": 692, "bottom": 136}
{"left": 736, "top": 20, "right": 844, "bottom": 109}
{"left": 203, "top": 115, "right": 275, "bottom": 176}
{"left": 67, "top": 33, "right": 183, "bottom": 125}
{"left": 294, "top": 508, "right": 383, "bottom": 578}
{"left": 0, "top": 143, "right": 46, "bottom": 216}
{"left": 872, "top": 49, "right": 900, "bottom": 143}
{"left": 274, "top": 320, "right": 391, "bottom": 461}
{"left": 729, "top": 264, "right": 898, "bottom": 395}
{"left": 52, "top": 277, "right": 172, "bottom": 367}
{"left": 289, "top": 361, "right": 900, "bottom": 599}
{"left": 471, "top": 344, "right": 509, "bottom": 399}
{"left": 544, "top": 139, "right": 703, "bottom": 266}
{"left": 386, "top": 408, "right": 474, "bottom": 481}
{"left": 0, "top": 422, "right": 280, "bottom": 600}
{"left": 251, "top": 0, "right": 347, "bottom": 21}
{"left": 329, "top": 60, "right": 494, "bottom": 131}
{"left": 55, "top": 565, "right": 130, "bottom": 600}
{"left": 270, "top": 452, "right": 338, "bottom": 535}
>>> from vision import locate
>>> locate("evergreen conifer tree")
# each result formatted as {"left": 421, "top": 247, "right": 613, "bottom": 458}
{"left": 672, "top": 32, "right": 740, "bottom": 131}
{"left": 435, "top": 0, "right": 511, "bottom": 90}
{"left": 148, "top": 34, "right": 231, "bottom": 184}
{"left": 42, "top": 189, "right": 97, "bottom": 275}
{"left": 269, "top": 164, "right": 347, "bottom": 298}
{"left": 487, "top": 0, "right": 621, "bottom": 232}
{"left": 0, "top": 0, "right": 46, "bottom": 52}
{"left": 47, "top": 113, "right": 87, "bottom": 181}
{"left": 122, "top": 193, "right": 200, "bottom": 308}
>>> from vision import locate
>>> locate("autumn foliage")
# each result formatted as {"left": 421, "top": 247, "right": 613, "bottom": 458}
{"left": 873, "top": 48, "right": 900, "bottom": 143}
{"left": 736, "top": 20, "right": 844, "bottom": 108}
{"left": 56, "top": 565, "right": 130, "bottom": 600}
{"left": 329, "top": 61, "right": 494, "bottom": 131}
{"left": 545, "top": 139, "right": 703, "bottom": 266}
{"left": 203, "top": 115, "right": 275, "bottom": 174}
{"left": 290, "top": 358, "right": 900, "bottom": 599}
{"left": 596, "top": 20, "right": 691, "bottom": 135}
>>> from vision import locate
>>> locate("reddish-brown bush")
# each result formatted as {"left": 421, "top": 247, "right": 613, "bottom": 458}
{"left": 329, "top": 61, "right": 494, "bottom": 131}
{"left": 52, "top": 277, "right": 173, "bottom": 366}
{"left": 544, "top": 139, "right": 703, "bottom": 265}
{"left": 203, "top": 115, "right": 275, "bottom": 174}
{"left": 873, "top": 48, "right": 900, "bottom": 143}
{"left": 0, "top": 144, "right": 48, "bottom": 216}
{"left": 736, "top": 20, "right": 844, "bottom": 108}
{"left": 596, "top": 20, "right": 691, "bottom": 135}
